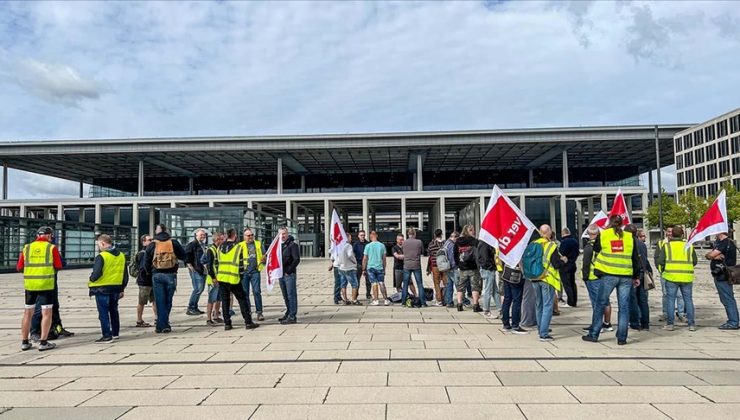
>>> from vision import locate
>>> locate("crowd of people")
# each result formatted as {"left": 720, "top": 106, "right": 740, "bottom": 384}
{"left": 16, "top": 216, "right": 740, "bottom": 351}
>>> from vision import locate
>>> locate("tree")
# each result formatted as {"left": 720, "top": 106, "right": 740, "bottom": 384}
{"left": 645, "top": 189, "right": 679, "bottom": 228}
{"left": 646, "top": 189, "right": 708, "bottom": 229}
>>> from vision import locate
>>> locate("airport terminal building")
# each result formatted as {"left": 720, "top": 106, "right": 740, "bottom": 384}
{"left": 0, "top": 124, "right": 689, "bottom": 270}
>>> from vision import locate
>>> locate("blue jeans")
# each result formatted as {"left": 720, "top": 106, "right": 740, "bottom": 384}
{"left": 533, "top": 281, "right": 555, "bottom": 338}
{"left": 585, "top": 279, "right": 611, "bottom": 325}
{"left": 280, "top": 273, "right": 298, "bottom": 319}
{"left": 339, "top": 269, "right": 359, "bottom": 289}
{"left": 153, "top": 272, "right": 177, "bottom": 330}
{"left": 207, "top": 284, "right": 220, "bottom": 303}
{"left": 187, "top": 271, "right": 206, "bottom": 311}
{"left": 95, "top": 293, "right": 120, "bottom": 338}
{"left": 242, "top": 271, "right": 263, "bottom": 313}
{"left": 629, "top": 279, "right": 650, "bottom": 329}
{"left": 367, "top": 268, "right": 385, "bottom": 283}
{"left": 333, "top": 268, "right": 341, "bottom": 303}
{"left": 444, "top": 269, "right": 457, "bottom": 306}
{"left": 661, "top": 276, "right": 685, "bottom": 316}
{"left": 480, "top": 269, "right": 499, "bottom": 312}
{"left": 714, "top": 278, "right": 739, "bottom": 327}
{"left": 664, "top": 281, "right": 695, "bottom": 326}
{"left": 502, "top": 281, "right": 523, "bottom": 328}
{"left": 402, "top": 268, "right": 425, "bottom": 306}
{"left": 588, "top": 275, "right": 631, "bottom": 342}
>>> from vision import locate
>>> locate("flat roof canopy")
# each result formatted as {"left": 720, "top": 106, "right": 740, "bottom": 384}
{"left": 0, "top": 124, "right": 689, "bottom": 183}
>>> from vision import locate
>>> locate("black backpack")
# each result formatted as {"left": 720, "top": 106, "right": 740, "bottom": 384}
{"left": 459, "top": 245, "right": 476, "bottom": 265}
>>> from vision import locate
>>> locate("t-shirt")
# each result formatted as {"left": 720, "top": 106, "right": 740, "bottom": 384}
{"left": 392, "top": 244, "right": 404, "bottom": 270}
{"left": 712, "top": 238, "right": 737, "bottom": 276}
{"left": 245, "top": 242, "right": 258, "bottom": 273}
{"left": 402, "top": 238, "right": 423, "bottom": 270}
{"left": 364, "top": 241, "right": 386, "bottom": 270}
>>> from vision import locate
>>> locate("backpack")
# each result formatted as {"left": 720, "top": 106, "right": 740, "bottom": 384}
{"left": 127, "top": 251, "right": 142, "bottom": 278}
{"left": 436, "top": 247, "right": 451, "bottom": 272}
{"left": 152, "top": 240, "right": 177, "bottom": 270}
{"left": 459, "top": 245, "right": 476, "bottom": 265}
{"left": 522, "top": 242, "right": 547, "bottom": 280}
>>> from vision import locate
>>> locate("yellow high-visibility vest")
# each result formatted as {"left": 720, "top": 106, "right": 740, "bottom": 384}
{"left": 534, "top": 238, "right": 561, "bottom": 292}
{"left": 206, "top": 245, "right": 218, "bottom": 286}
{"left": 241, "top": 240, "right": 264, "bottom": 272}
{"left": 660, "top": 240, "right": 694, "bottom": 283}
{"left": 585, "top": 240, "right": 599, "bottom": 281}
{"left": 217, "top": 242, "right": 243, "bottom": 285}
{"left": 593, "top": 228, "right": 634, "bottom": 277}
{"left": 89, "top": 251, "right": 125, "bottom": 288}
{"left": 22, "top": 241, "right": 56, "bottom": 291}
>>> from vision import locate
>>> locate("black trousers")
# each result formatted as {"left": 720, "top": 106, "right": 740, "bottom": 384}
{"left": 559, "top": 265, "right": 577, "bottom": 307}
{"left": 358, "top": 266, "right": 370, "bottom": 297}
{"left": 31, "top": 277, "right": 62, "bottom": 335}
{"left": 219, "top": 282, "right": 252, "bottom": 325}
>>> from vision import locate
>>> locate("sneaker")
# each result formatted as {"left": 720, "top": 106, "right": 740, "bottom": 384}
{"left": 344, "top": 300, "right": 352, "bottom": 306}
{"left": 224, "top": 324, "right": 233, "bottom": 331}
{"left": 552, "top": 309, "right": 560, "bottom": 316}
{"left": 334, "top": 300, "right": 343, "bottom": 305}
{"left": 435, "top": 301, "right": 444, "bottom": 307}
{"left": 30, "top": 333, "right": 40, "bottom": 343}
{"left": 483, "top": 312, "right": 495, "bottom": 319}
{"left": 719, "top": 324, "right": 740, "bottom": 330}
{"left": 280, "top": 317, "right": 297, "bottom": 325}
{"left": 155, "top": 328, "right": 164, "bottom": 334}
{"left": 371, "top": 300, "right": 379, "bottom": 306}
{"left": 689, "top": 325, "right": 697, "bottom": 332}
{"left": 617, "top": 340, "right": 627, "bottom": 346}
{"left": 662, "top": 324, "right": 675, "bottom": 331}
{"left": 496, "top": 311, "right": 502, "bottom": 319}
{"left": 196, "top": 309, "right": 205, "bottom": 314}
{"left": 58, "top": 328, "right": 75, "bottom": 337}
{"left": 206, "top": 320, "right": 216, "bottom": 326}
{"left": 602, "top": 323, "right": 614, "bottom": 332}
{"left": 136, "top": 321, "right": 151, "bottom": 328}
{"left": 581, "top": 335, "right": 598, "bottom": 343}
{"left": 562, "top": 303, "right": 571, "bottom": 308}
{"left": 512, "top": 327, "right": 529, "bottom": 335}
{"left": 503, "top": 325, "right": 512, "bottom": 330}
{"left": 38, "top": 342, "right": 56, "bottom": 351}
{"left": 366, "top": 294, "right": 372, "bottom": 300}
{"left": 352, "top": 300, "right": 363, "bottom": 306}
{"left": 384, "top": 299, "right": 391, "bottom": 306}
{"left": 456, "top": 304, "right": 463, "bottom": 312}
{"left": 229, "top": 309, "right": 235, "bottom": 316}
{"left": 95, "top": 336, "right": 113, "bottom": 344}
{"left": 473, "top": 304, "right": 483, "bottom": 313}
{"left": 163, "top": 327, "right": 172, "bottom": 333}
{"left": 676, "top": 313, "right": 686, "bottom": 323}
{"left": 279, "top": 314, "right": 288, "bottom": 322}
{"left": 539, "top": 335, "right": 555, "bottom": 342}
{"left": 582, "top": 326, "right": 591, "bottom": 331}
{"left": 112, "top": 336, "right": 120, "bottom": 340}
{"left": 186, "top": 309, "right": 201, "bottom": 316}
{"left": 257, "top": 313, "right": 265, "bottom": 322}
{"left": 245, "top": 322, "right": 260, "bottom": 330}
{"left": 21, "top": 342, "right": 32, "bottom": 351}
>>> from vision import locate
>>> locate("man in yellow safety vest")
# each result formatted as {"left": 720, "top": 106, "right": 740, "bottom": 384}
{"left": 88, "top": 234, "right": 128, "bottom": 344}
{"left": 656, "top": 225, "right": 697, "bottom": 331}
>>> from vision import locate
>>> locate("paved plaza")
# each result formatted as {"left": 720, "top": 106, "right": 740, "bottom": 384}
{"left": 1, "top": 258, "right": 740, "bottom": 419}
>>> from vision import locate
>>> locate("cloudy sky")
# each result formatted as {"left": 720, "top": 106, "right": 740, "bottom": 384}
{"left": 1, "top": 1, "right": 739, "bottom": 198}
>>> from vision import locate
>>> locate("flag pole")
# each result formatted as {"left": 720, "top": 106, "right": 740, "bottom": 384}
{"left": 655, "top": 125, "right": 663, "bottom": 234}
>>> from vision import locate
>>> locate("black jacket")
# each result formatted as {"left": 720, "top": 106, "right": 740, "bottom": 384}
{"left": 185, "top": 239, "right": 207, "bottom": 275}
{"left": 135, "top": 250, "right": 152, "bottom": 287}
{"left": 142, "top": 232, "right": 187, "bottom": 275}
{"left": 282, "top": 235, "right": 301, "bottom": 275}
{"left": 558, "top": 235, "right": 580, "bottom": 268}
{"left": 455, "top": 236, "right": 478, "bottom": 271}
{"left": 476, "top": 241, "right": 495, "bottom": 271}
{"left": 89, "top": 247, "right": 129, "bottom": 296}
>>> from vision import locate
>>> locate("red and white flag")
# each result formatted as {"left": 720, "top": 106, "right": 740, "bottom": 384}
{"left": 330, "top": 209, "right": 349, "bottom": 258}
{"left": 582, "top": 210, "right": 608, "bottom": 238}
{"left": 686, "top": 190, "right": 728, "bottom": 249}
{"left": 479, "top": 185, "right": 537, "bottom": 268}
{"left": 264, "top": 233, "right": 283, "bottom": 293}
{"left": 607, "top": 188, "right": 631, "bottom": 226}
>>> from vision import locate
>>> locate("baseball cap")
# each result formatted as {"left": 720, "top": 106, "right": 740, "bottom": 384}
{"left": 37, "top": 226, "right": 54, "bottom": 236}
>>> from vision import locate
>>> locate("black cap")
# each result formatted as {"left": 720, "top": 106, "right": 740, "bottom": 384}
{"left": 37, "top": 226, "right": 54, "bottom": 236}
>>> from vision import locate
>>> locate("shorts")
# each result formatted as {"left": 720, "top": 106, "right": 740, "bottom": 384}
{"left": 367, "top": 268, "right": 385, "bottom": 283}
{"left": 394, "top": 269, "right": 404, "bottom": 289}
{"left": 138, "top": 286, "right": 154, "bottom": 306}
{"left": 339, "top": 269, "right": 359, "bottom": 289}
{"left": 457, "top": 269, "right": 483, "bottom": 293}
{"left": 208, "top": 284, "right": 220, "bottom": 303}
{"left": 25, "top": 290, "right": 53, "bottom": 308}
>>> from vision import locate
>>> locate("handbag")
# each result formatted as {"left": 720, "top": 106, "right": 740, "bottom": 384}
{"left": 725, "top": 265, "right": 740, "bottom": 285}
{"left": 502, "top": 265, "right": 522, "bottom": 284}
{"left": 643, "top": 271, "right": 655, "bottom": 291}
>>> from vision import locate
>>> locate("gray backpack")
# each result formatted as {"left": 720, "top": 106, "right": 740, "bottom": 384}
{"left": 436, "top": 247, "right": 451, "bottom": 272}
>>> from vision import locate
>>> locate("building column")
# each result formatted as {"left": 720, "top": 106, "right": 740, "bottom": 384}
{"left": 439, "top": 196, "right": 446, "bottom": 235}
{"left": 304, "top": 209, "right": 310, "bottom": 233}
{"left": 132, "top": 203, "right": 140, "bottom": 242}
{"left": 642, "top": 192, "right": 649, "bottom": 220}
{"left": 601, "top": 193, "right": 608, "bottom": 213}
{"left": 78, "top": 207, "right": 85, "bottom": 223}
{"left": 43, "top": 208, "right": 52, "bottom": 220}
{"left": 277, "top": 157, "right": 283, "bottom": 195}
{"left": 188, "top": 177, "right": 194, "bottom": 195}
{"left": 148, "top": 206, "right": 155, "bottom": 236}
{"left": 575, "top": 200, "right": 584, "bottom": 240}
{"left": 478, "top": 195, "right": 486, "bottom": 229}
{"left": 138, "top": 160, "right": 145, "bottom": 197}
{"left": 19, "top": 204, "right": 27, "bottom": 247}
{"left": 416, "top": 154, "right": 423, "bottom": 191}
{"left": 301, "top": 175, "right": 306, "bottom": 193}
{"left": 627, "top": 194, "right": 633, "bottom": 216}
{"left": 418, "top": 212, "right": 423, "bottom": 231}
{"left": 94, "top": 204, "right": 102, "bottom": 226}
{"left": 285, "top": 199, "right": 292, "bottom": 225}
{"left": 2, "top": 162, "right": 7, "bottom": 200}
{"left": 57, "top": 204, "right": 64, "bottom": 221}
{"left": 587, "top": 197, "right": 594, "bottom": 220}
{"left": 324, "top": 199, "right": 331, "bottom": 257}
{"left": 519, "top": 194, "right": 526, "bottom": 215}
{"left": 208, "top": 201, "right": 215, "bottom": 208}
{"left": 292, "top": 202, "right": 298, "bottom": 226}
{"left": 371, "top": 209, "right": 376, "bottom": 231}
{"left": 113, "top": 206, "right": 121, "bottom": 226}
{"left": 648, "top": 169, "right": 654, "bottom": 205}
{"left": 79, "top": 181, "right": 84, "bottom": 199}
{"left": 401, "top": 197, "right": 407, "bottom": 235}
{"left": 528, "top": 170, "right": 534, "bottom": 188}
{"left": 562, "top": 149, "right": 569, "bottom": 188}
{"left": 560, "top": 194, "right": 567, "bottom": 234}
{"left": 548, "top": 198, "right": 556, "bottom": 229}
{"left": 170, "top": 202, "right": 176, "bottom": 208}
{"left": 362, "top": 198, "right": 369, "bottom": 231}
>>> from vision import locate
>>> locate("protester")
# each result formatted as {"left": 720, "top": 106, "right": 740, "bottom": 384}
{"left": 241, "top": 228, "right": 265, "bottom": 321}
{"left": 392, "top": 234, "right": 406, "bottom": 293}
{"left": 501, "top": 262, "right": 527, "bottom": 334}
{"left": 134, "top": 234, "right": 157, "bottom": 328}
{"left": 558, "top": 227, "right": 579, "bottom": 308}
{"left": 581, "top": 225, "right": 612, "bottom": 332}
{"left": 18, "top": 226, "right": 61, "bottom": 351}
{"left": 706, "top": 231, "right": 739, "bottom": 329}
{"left": 329, "top": 243, "right": 343, "bottom": 305}
{"left": 336, "top": 233, "right": 361, "bottom": 305}
{"left": 205, "top": 231, "right": 224, "bottom": 326}
{"left": 142, "top": 224, "right": 187, "bottom": 333}
{"left": 529, "top": 224, "right": 566, "bottom": 341}
{"left": 215, "top": 228, "right": 258, "bottom": 330}
{"left": 89, "top": 234, "right": 128, "bottom": 343}
{"left": 630, "top": 228, "right": 652, "bottom": 331}
{"left": 443, "top": 231, "right": 459, "bottom": 307}
{"left": 477, "top": 239, "right": 498, "bottom": 318}
{"left": 353, "top": 230, "right": 370, "bottom": 300}
{"left": 455, "top": 225, "right": 481, "bottom": 312}
{"left": 185, "top": 228, "right": 208, "bottom": 316}
{"left": 583, "top": 215, "right": 640, "bottom": 345}
{"left": 656, "top": 225, "right": 697, "bottom": 331}
{"left": 656, "top": 226, "right": 685, "bottom": 323}
{"left": 363, "top": 230, "right": 390, "bottom": 305}
{"left": 401, "top": 228, "right": 426, "bottom": 307}
{"left": 279, "top": 227, "right": 301, "bottom": 324}
{"left": 30, "top": 231, "right": 73, "bottom": 341}
{"left": 426, "top": 229, "right": 446, "bottom": 306}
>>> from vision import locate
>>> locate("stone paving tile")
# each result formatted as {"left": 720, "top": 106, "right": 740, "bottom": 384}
{"left": 312, "top": 334, "right": 372, "bottom": 342}
{"left": 479, "top": 348, "right": 556, "bottom": 358}
{"left": 654, "top": 403, "right": 740, "bottom": 420}
{"left": 390, "top": 348, "right": 483, "bottom": 359}
{"left": 0, "top": 407, "right": 131, "bottom": 420}
{"left": 537, "top": 359, "right": 653, "bottom": 371}
{"left": 81, "top": 389, "right": 213, "bottom": 406}
{"left": 279, "top": 372, "right": 387, "bottom": 387}
{"left": 496, "top": 371, "right": 618, "bottom": 386}
{"left": 208, "top": 350, "right": 302, "bottom": 362}
{"left": 0, "top": 390, "right": 100, "bottom": 407}
{"left": 447, "top": 385, "right": 576, "bottom": 403}
{"left": 119, "top": 352, "right": 216, "bottom": 363}
{"left": 519, "top": 403, "right": 670, "bottom": 420}
{"left": 137, "top": 363, "right": 242, "bottom": 376}
{"left": 166, "top": 373, "right": 280, "bottom": 389}
{"left": 250, "top": 404, "right": 385, "bottom": 420}
{"left": 688, "top": 370, "right": 740, "bottom": 385}
{"left": 688, "top": 386, "right": 740, "bottom": 402}
{"left": 40, "top": 365, "right": 150, "bottom": 377}
{"left": 0, "top": 377, "right": 74, "bottom": 391}
{"left": 27, "top": 354, "right": 128, "bottom": 365}
{"left": 338, "top": 360, "right": 440, "bottom": 373}
{"left": 348, "top": 340, "right": 425, "bottom": 350}
{"left": 567, "top": 385, "right": 709, "bottom": 403}
{"left": 237, "top": 361, "right": 339, "bottom": 374}
{"left": 388, "top": 372, "right": 501, "bottom": 386}
{"left": 422, "top": 340, "right": 470, "bottom": 349}
{"left": 326, "top": 386, "right": 449, "bottom": 403}
{"left": 175, "top": 343, "right": 267, "bottom": 353}
{"left": 604, "top": 371, "right": 709, "bottom": 386}
{"left": 642, "top": 360, "right": 740, "bottom": 371}
{"left": 265, "top": 341, "right": 349, "bottom": 351}
{"left": 299, "top": 349, "right": 390, "bottom": 360}
{"left": 59, "top": 375, "right": 179, "bottom": 390}
{"left": 97, "top": 344, "right": 192, "bottom": 354}
{"left": 386, "top": 403, "right": 524, "bottom": 420}
{"left": 0, "top": 366, "right": 56, "bottom": 378}
{"left": 118, "top": 406, "right": 258, "bottom": 420}
{"left": 438, "top": 360, "right": 544, "bottom": 372}
{"left": 203, "top": 387, "right": 329, "bottom": 405}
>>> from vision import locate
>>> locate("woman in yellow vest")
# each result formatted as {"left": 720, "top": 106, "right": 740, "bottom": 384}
{"left": 205, "top": 231, "right": 225, "bottom": 326}
{"left": 581, "top": 225, "right": 613, "bottom": 332}
{"left": 582, "top": 215, "right": 640, "bottom": 346}
{"left": 656, "top": 225, "right": 698, "bottom": 331}
{"left": 531, "top": 225, "right": 567, "bottom": 342}
{"left": 241, "top": 228, "right": 266, "bottom": 321}
{"left": 89, "top": 234, "right": 128, "bottom": 344}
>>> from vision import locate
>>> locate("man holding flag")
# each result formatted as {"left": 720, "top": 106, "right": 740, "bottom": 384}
{"left": 274, "top": 228, "right": 300, "bottom": 325}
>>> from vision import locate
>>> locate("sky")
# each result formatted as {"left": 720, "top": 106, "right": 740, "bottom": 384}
{"left": 1, "top": 0, "right": 739, "bottom": 198}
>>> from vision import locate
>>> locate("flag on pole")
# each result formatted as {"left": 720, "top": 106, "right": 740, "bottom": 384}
{"left": 607, "top": 188, "right": 631, "bottom": 225}
{"left": 479, "top": 185, "right": 537, "bottom": 268}
{"left": 264, "top": 232, "right": 283, "bottom": 293}
{"left": 330, "top": 209, "right": 349, "bottom": 258}
{"left": 581, "top": 210, "right": 608, "bottom": 238}
{"left": 686, "top": 190, "right": 728, "bottom": 249}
